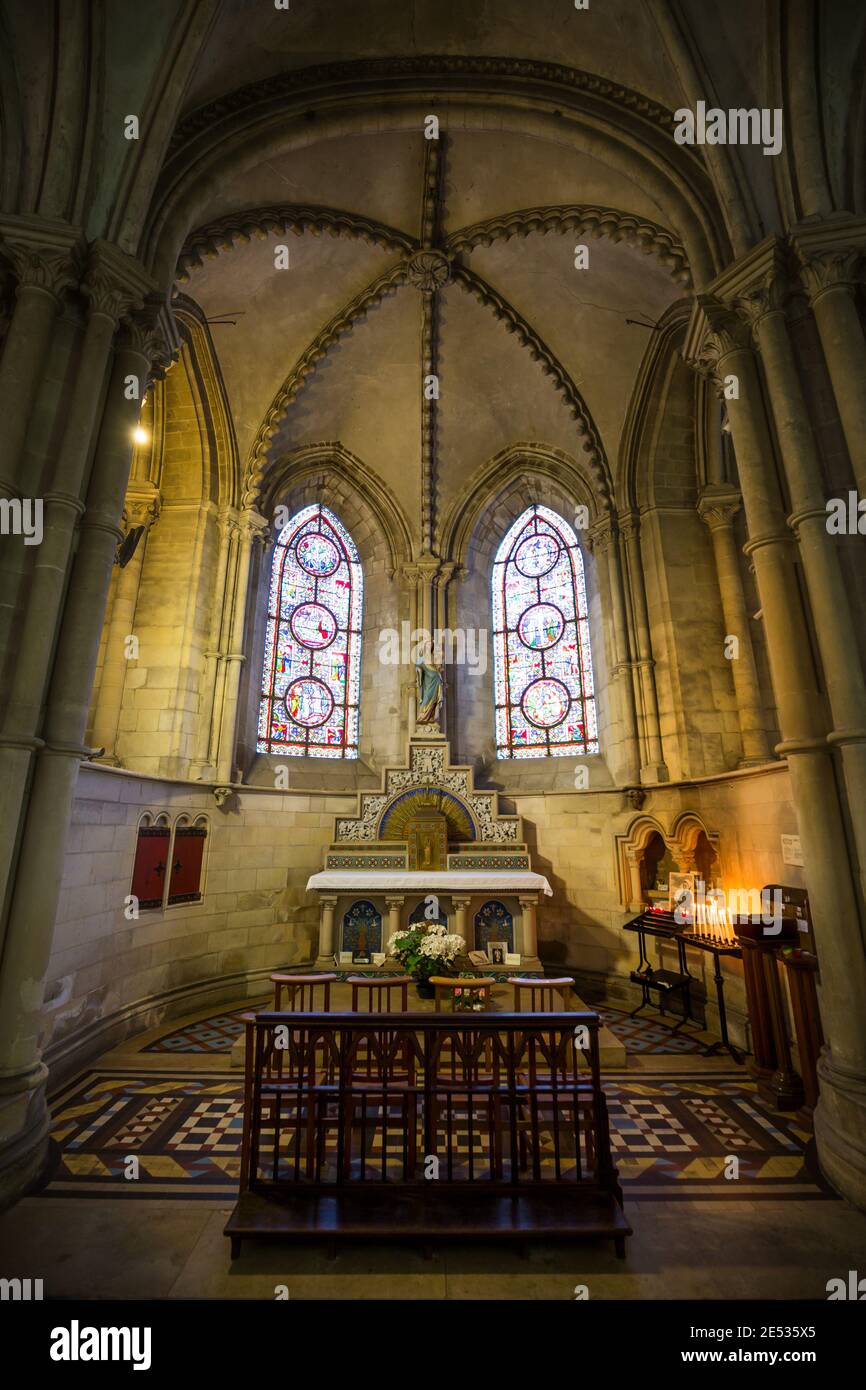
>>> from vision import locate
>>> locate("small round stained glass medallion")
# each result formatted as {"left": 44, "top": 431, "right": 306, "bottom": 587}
{"left": 521, "top": 677, "right": 570, "bottom": 729}
{"left": 285, "top": 677, "right": 334, "bottom": 728}
{"left": 517, "top": 602, "right": 564, "bottom": 651}
{"left": 296, "top": 532, "right": 339, "bottom": 577}
{"left": 290, "top": 601, "right": 337, "bottom": 650}
{"left": 514, "top": 532, "right": 559, "bottom": 578}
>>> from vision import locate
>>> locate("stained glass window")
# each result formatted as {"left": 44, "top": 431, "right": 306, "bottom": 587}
{"left": 492, "top": 504, "right": 598, "bottom": 759}
{"left": 257, "top": 504, "right": 362, "bottom": 758}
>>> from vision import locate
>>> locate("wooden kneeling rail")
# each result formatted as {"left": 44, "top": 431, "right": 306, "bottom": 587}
{"left": 225, "top": 1011, "right": 631, "bottom": 1258}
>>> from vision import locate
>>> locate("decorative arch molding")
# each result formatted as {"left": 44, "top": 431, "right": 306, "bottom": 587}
{"left": 616, "top": 298, "right": 692, "bottom": 514}
{"left": 259, "top": 442, "right": 413, "bottom": 575}
{"left": 450, "top": 263, "right": 608, "bottom": 485}
{"left": 174, "top": 199, "right": 693, "bottom": 291}
{"left": 243, "top": 262, "right": 407, "bottom": 501}
{"left": 244, "top": 260, "right": 609, "bottom": 516}
{"left": 171, "top": 295, "right": 241, "bottom": 509}
{"left": 144, "top": 58, "right": 727, "bottom": 287}
{"left": 176, "top": 204, "right": 417, "bottom": 282}
{"left": 441, "top": 444, "right": 607, "bottom": 570}
{"left": 615, "top": 809, "right": 722, "bottom": 910}
{"left": 445, "top": 205, "right": 691, "bottom": 287}
{"left": 669, "top": 810, "right": 722, "bottom": 873}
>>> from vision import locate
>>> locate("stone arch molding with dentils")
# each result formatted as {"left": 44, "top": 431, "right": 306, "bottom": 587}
{"left": 142, "top": 56, "right": 729, "bottom": 286}
{"left": 237, "top": 247, "right": 611, "bottom": 517}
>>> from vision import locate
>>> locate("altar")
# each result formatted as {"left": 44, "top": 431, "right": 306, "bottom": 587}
{"left": 307, "top": 734, "right": 550, "bottom": 971}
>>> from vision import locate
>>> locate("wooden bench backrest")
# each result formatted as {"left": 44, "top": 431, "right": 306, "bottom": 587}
{"left": 346, "top": 974, "right": 412, "bottom": 1013}
{"left": 507, "top": 976, "right": 574, "bottom": 1012}
{"left": 271, "top": 972, "right": 337, "bottom": 1012}
{"left": 239, "top": 1011, "right": 614, "bottom": 1197}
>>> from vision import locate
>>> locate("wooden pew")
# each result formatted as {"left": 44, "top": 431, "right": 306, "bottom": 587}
{"left": 225, "top": 1011, "right": 630, "bottom": 1259}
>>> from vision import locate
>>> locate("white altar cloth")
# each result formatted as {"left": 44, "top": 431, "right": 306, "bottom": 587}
{"left": 306, "top": 870, "right": 553, "bottom": 895}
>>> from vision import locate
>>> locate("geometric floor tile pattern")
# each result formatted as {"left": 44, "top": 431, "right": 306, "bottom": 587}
{"left": 44, "top": 1066, "right": 829, "bottom": 1201}
{"left": 594, "top": 1006, "right": 707, "bottom": 1054}
{"left": 145, "top": 1000, "right": 709, "bottom": 1056}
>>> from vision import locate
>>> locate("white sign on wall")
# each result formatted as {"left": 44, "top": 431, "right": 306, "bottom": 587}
{"left": 781, "top": 834, "right": 804, "bottom": 867}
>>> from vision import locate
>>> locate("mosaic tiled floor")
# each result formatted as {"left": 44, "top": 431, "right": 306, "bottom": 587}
{"left": 144, "top": 997, "right": 699, "bottom": 1056}
{"left": 43, "top": 1067, "right": 826, "bottom": 1201}
{"left": 595, "top": 1006, "right": 706, "bottom": 1055}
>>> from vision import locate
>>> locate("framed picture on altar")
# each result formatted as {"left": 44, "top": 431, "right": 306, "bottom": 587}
{"left": 668, "top": 873, "right": 695, "bottom": 920}
{"left": 487, "top": 941, "right": 507, "bottom": 965}
{"left": 468, "top": 950, "right": 489, "bottom": 967}
{"left": 338, "top": 950, "right": 353, "bottom": 965}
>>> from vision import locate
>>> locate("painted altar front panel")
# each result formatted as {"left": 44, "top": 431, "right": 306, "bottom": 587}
{"left": 340, "top": 899, "right": 383, "bottom": 956}
{"left": 474, "top": 899, "right": 515, "bottom": 952}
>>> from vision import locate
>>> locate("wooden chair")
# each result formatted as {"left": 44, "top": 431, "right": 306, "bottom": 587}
{"left": 268, "top": 976, "right": 338, "bottom": 1096}
{"left": 429, "top": 976, "right": 494, "bottom": 1013}
{"left": 344, "top": 976, "right": 416, "bottom": 1170}
{"left": 347, "top": 975, "right": 412, "bottom": 1012}
{"left": 507, "top": 976, "right": 575, "bottom": 1012}
{"left": 506, "top": 977, "right": 582, "bottom": 1157}
{"left": 271, "top": 972, "right": 337, "bottom": 1013}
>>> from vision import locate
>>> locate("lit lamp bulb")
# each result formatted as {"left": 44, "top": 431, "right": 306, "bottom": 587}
{"left": 132, "top": 425, "right": 149, "bottom": 446}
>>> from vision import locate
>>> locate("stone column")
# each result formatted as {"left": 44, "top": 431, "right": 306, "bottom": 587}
{"left": 215, "top": 509, "right": 268, "bottom": 783}
{"left": 518, "top": 895, "right": 539, "bottom": 959}
{"left": 90, "top": 489, "right": 160, "bottom": 762}
{"left": 620, "top": 513, "right": 668, "bottom": 781}
{"left": 743, "top": 273, "right": 866, "bottom": 904}
{"left": 192, "top": 507, "right": 233, "bottom": 777}
{"left": 686, "top": 293, "right": 866, "bottom": 1208}
{"left": 697, "top": 484, "right": 770, "bottom": 764}
{"left": 453, "top": 896, "right": 472, "bottom": 951}
{"left": 587, "top": 516, "right": 640, "bottom": 784}
{"left": 0, "top": 306, "right": 167, "bottom": 1206}
{"left": 0, "top": 247, "right": 157, "bottom": 933}
{"left": 385, "top": 895, "right": 405, "bottom": 948}
{"left": 316, "top": 896, "right": 338, "bottom": 964}
{"left": 0, "top": 223, "right": 82, "bottom": 498}
{"left": 796, "top": 246, "right": 866, "bottom": 498}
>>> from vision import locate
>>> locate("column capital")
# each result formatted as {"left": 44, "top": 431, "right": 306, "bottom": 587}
{"left": 585, "top": 509, "right": 618, "bottom": 555}
{"left": 698, "top": 483, "right": 742, "bottom": 530}
{"left": 83, "top": 240, "right": 157, "bottom": 326}
{"left": 123, "top": 486, "right": 161, "bottom": 530}
{"left": 240, "top": 507, "right": 269, "bottom": 546}
{"left": 797, "top": 247, "right": 864, "bottom": 301}
{"left": 683, "top": 294, "right": 754, "bottom": 388}
{"left": 119, "top": 294, "right": 182, "bottom": 383}
{"left": 617, "top": 508, "right": 641, "bottom": 544}
{"left": 0, "top": 215, "right": 85, "bottom": 303}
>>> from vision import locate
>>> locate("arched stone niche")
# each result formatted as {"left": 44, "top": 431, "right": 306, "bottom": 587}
{"left": 615, "top": 812, "right": 722, "bottom": 912}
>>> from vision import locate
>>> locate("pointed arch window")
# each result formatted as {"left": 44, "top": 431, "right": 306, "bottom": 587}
{"left": 257, "top": 503, "right": 362, "bottom": 758}
{"left": 492, "top": 504, "right": 598, "bottom": 759}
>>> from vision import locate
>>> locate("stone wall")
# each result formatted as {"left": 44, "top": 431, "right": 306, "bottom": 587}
{"left": 512, "top": 760, "right": 802, "bottom": 1045}
{"left": 43, "top": 764, "right": 355, "bottom": 1084}
{"left": 43, "top": 759, "right": 801, "bottom": 1077}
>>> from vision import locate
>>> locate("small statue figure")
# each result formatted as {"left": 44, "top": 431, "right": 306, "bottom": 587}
{"left": 415, "top": 658, "right": 445, "bottom": 729}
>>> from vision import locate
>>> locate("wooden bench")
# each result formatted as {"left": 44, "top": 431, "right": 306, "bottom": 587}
{"left": 225, "top": 1011, "right": 630, "bottom": 1259}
